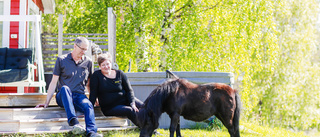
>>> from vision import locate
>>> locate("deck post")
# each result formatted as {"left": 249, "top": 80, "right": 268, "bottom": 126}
{"left": 58, "top": 14, "right": 63, "bottom": 56}
{"left": 108, "top": 7, "right": 117, "bottom": 69}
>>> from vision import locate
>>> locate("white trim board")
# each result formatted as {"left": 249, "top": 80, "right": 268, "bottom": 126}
{"left": 0, "top": 15, "right": 41, "bottom": 22}
{"left": 1, "top": 0, "right": 10, "bottom": 48}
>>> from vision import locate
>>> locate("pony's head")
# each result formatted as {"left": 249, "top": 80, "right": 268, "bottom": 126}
{"left": 137, "top": 79, "right": 179, "bottom": 137}
{"left": 137, "top": 74, "right": 181, "bottom": 137}
{"left": 137, "top": 108, "right": 159, "bottom": 137}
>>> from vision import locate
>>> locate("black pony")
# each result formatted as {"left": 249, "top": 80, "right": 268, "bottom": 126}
{"left": 137, "top": 70, "right": 241, "bottom": 137}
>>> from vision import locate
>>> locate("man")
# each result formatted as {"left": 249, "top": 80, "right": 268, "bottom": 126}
{"left": 36, "top": 37, "right": 102, "bottom": 137}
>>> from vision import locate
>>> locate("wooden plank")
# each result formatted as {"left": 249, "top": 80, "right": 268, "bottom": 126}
{"left": 91, "top": 41, "right": 108, "bottom": 44}
{"left": 42, "top": 33, "right": 58, "bottom": 36}
{"left": 63, "top": 33, "right": 108, "bottom": 36}
{"left": 44, "top": 68, "right": 54, "bottom": 72}
{"left": 43, "top": 45, "right": 58, "bottom": 48}
{"left": 18, "top": 117, "right": 128, "bottom": 133}
{"left": 43, "top": 40, "right": 58, "bottom": 43}
{"left": 0, "top": 93, "right": 57, "bottom": 107}
{"left": 60, "top": 41, "right": 108, "bottom": 45}
{"left": 58, "top": 14, "right": 63, "bottom": 56}
{"left": 42, "top": 50, "right": 58, "bottom": 54}
{"left": 62, "top": 45, "right": 74, "bottom": 48}
{"left": 44, "top": 37, "right": 108, "bottom": 41}
{"left": 43, "top": 64, "right": 55, "bottom": 66}
{"left": 11, "top": 107, "right": 104, "bottom": 120}
{"left": 15, "top": 126, "right": 137, "bottom": 135}
{"left": 100, "top": 46, "right": 108, "bottom": 49}
{"left": 43, "top": 55, "right": 57, "bottom": 58}
{"left": 62, "top": 37, "right": 108, "bottom": 40}
{"left": 108, "top": 7, "right": 117, "bottom": 65}
{"left": 0, "top": 109, "right": 13, "bottom": 120}
{"left": 62, "top": 51, "right": 71, "bottom": 54}
{"left": 42, "top": 37, "right": 58, "bottom": 40}
{"left": 0, "top": 120, "right": 19, "bottom": 132}
{"left": 87, "top": 37, "right": 108, "bottom": 40}
{"left": 0, "top": 93, "right": 98, "bottom": 107}
{"left": 61, "top": 41, "right": 77, "bottom": 43}
{"left": 43, "top": 60, "right": 56, "bottom": 63}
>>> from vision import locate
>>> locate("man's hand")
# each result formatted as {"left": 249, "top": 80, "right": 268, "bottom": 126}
{"left": 35, "top": 104, "right": 48, "bottom": 108}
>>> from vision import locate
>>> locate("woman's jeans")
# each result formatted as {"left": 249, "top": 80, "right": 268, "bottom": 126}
{"left": 56, "top": 85, "right": 97, "bottom": 134}
{"left": 102, "top": 98, "right": 143, "bottom": 127}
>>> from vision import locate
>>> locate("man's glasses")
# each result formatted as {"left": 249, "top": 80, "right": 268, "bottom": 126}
{"left": 76, "top": 43, "right": 88, "bottom": 52}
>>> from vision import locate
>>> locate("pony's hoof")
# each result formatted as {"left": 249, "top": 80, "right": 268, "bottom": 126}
{"left": 153, "top": 130, "right": 162, "bottom": 136}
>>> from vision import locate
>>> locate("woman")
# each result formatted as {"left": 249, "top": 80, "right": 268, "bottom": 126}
{"left": 89, "top": 53, "right": 143, "bottom": 127}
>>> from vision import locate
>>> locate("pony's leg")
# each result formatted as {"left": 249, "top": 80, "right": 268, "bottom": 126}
{"left": 220, "top": 94, "right": 241, "bottom": 137}
{"left": 169, "top": 112, "right": 180, "bottom": 137}
{"left": 216, "top": 113, "right": 235, "bottom": 137}
{"left": 176, "top": 119, "right": 181, "bottom": 137}
{"left": 233, "top": 93, "right": 241, "bottom": 137}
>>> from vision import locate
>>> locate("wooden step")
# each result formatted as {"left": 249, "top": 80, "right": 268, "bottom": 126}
{"left": 12, "top": 126, "right": 138, "bottom": 135}
{"left": 0, "top": 107, "right": 132, "bottom": 133}
{"left": 0, "top": 120, "right": 20, "bottom": 132}
{"left": 0, "top": 93, "right": 89, "bottom": 107}
{"left": 19, "top": 116, "right": 129, "bottom": 133}
{"left": 0, "top": 95, "right": 136, "bottom": 134}
{"left": 0, "top": 107, "right": 105, "bottom": 120}
{"left": 0, "top": 116, "right": 130, "bottom": 133}
{"left": 0, "top": 93, "right": 58, "bottom": 107}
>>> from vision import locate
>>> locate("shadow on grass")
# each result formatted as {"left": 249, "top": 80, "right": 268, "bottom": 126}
{"left": 102, "top": 128, "right": 140, "bottom": 136}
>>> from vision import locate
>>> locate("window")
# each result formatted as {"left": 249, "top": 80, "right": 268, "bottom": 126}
{"left": 0, "top": 1, "right": 3, "bottom": 47}
{"left": 28, "top": 1, "right": 39, "bottom": 49}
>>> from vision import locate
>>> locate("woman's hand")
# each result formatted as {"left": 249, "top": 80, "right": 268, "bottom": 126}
{"left": 132, "top": 104, "right": 139, "bottom": 112}
{"left": 35, "top": 104, "right": 48, "bottom": 108}
{"left": 94, "top": 98, "right": 100, "bottom": 107}
{"left": 95, "top": 101, "right": 100, "bottom": 107}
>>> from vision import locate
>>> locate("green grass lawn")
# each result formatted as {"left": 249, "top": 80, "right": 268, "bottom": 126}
{"left": 2, "top": 122, "right": 317, "bottom": 137}
{"left": 104, "top": 122, "right": 308, "bottom": 137}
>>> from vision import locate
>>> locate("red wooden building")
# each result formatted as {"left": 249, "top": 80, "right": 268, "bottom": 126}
{"left": 0, "top": 0, "right": 55, "bottom": 93}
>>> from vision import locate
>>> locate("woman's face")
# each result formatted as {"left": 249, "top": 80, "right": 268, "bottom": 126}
{"left": 99, "top": 59, "right": 112, "bottom": 73}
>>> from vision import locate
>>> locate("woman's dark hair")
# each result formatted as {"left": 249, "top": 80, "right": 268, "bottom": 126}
{"left": 97, "top": 53, "right": 112, "bottom": 66}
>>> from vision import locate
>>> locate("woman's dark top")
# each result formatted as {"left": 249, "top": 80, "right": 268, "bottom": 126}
{"left": 89, "top": 70, "right": 135, "bottom": 112}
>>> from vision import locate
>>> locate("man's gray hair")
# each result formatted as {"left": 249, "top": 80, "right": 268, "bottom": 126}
{"left": 75, "top": 37, "right": 89, "bottom": 47}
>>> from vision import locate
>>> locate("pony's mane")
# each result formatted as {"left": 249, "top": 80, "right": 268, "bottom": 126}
{"left": 142, "top": 78, "right": 180, "bottom": 123}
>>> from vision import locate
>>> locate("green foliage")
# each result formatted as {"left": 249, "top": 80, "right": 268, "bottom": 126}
{"left": 42, "top": 0, "right": 320, "bottom": 131}
{"left": 207, "top": 117, "right": 224, "bottom": 130}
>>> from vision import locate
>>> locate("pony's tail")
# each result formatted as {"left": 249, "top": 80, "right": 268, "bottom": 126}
{"left": 233, "top": 90, "right": 241, "bottom": 137}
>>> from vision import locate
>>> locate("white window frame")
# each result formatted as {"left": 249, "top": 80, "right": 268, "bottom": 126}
{"left": 0, "top": 1, "right": 3, "bottom": 47}
{"left": 0, "top": 15, "right": 46, "bottom": 93}
{"left": 0, "top": 0, "right": 10, "bottom": 48}
{"left": 27, "top": 0, "right": 40, "bottom": 49}
{"left": 28, "top": 0, "right": 40, "bottom": 15}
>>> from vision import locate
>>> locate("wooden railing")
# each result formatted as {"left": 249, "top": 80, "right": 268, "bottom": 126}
{"left": 41, "top": 33, "right": 108, "bottom": 73}
{"left": 42, "top": 8, "right": 117, "bottom": 74}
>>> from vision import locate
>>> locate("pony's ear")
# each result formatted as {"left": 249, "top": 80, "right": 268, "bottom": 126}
{"left": 166, "top": 70, "right": 179, "bottom": 79}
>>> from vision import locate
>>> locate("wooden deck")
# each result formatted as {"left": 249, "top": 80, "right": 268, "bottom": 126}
{"left": 0, "top": 93, "right": 135, "bottom": 134}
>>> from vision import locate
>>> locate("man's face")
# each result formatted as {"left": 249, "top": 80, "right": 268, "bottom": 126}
{"left": 75, "top": 43, "right": 88, "bottom": 58}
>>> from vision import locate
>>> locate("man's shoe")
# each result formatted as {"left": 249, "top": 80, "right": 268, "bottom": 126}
{"left": 72, "top": 124, "right": 86, "bottom": 134}
{"left": 88, "top": 132, "right": 103, "bottom": 137}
